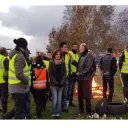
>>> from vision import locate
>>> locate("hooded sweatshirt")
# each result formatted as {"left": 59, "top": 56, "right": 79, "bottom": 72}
{"left": 8, "top": 49, "right": 29, "bottom": 93}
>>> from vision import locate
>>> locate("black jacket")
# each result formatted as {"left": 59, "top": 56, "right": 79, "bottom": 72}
{"left": 76, "top": 51, "right": 96, "bottom": 80}
{"left": 100, "top": 53, "right": 117, "bottom": 79}
{"left": 49, "top": 60, "right": 66, "bottom": 87}
{"left": 119, "top": 51, "right": 125, "bottom": 71}
{"left": 3, "top": 58, "right": 9, "bottom": 82}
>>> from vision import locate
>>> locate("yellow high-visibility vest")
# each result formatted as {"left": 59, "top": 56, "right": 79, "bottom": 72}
{"left": 29, "top": 64, "right": 32, "bottom": 86}
{"left": 43, "top": 60, "right": 49, "bottom": 71}
{"left": 8, "top": 54, "right": 30, "bottom": 85}
{"left": 68, "top": 51, "right": 79, "bottom": 73}
{"left": 0, "top": 55, "right": 6, "bottom": 83}
{"left": 64, "top": 53, "right": 70, "bottom": 76}
{"left": 43, "top": 60, "right": 50, "bottom": 82}
{"left": 121, "top": 50, "right": 128, "bottom": 73}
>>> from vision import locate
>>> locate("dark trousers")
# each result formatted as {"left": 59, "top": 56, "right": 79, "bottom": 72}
{"left": 78, "top": 80, "right": 92, "bottom": 115}
{"left": 121, "top": 74, "right": 128, "bottom": 99}
{"left": 3, "top": 93, "right": 25, "bottom": 119}
{"left": 24, "top": 91, "right": 31, "bottom": 119}
{"left": 61, "top": 78, "right": 68, "bottom": 110}
{"left": 103, "top": 77, "right": 114, "bottom": 101}
{"left": 0, "top": 82, "right": 8, "bottom": 115}
{"left": 42, "top": 89, "right": 47, "bottom": 110}
{"left": 67, "top": 73, "right": 76, "bottom": 104}
{"left": 33, "top": 90, "right": 46, "bottom": 119}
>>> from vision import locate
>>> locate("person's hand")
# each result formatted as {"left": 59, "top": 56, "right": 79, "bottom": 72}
{"left": 76, "top": 72, "right": 81, "bottom": 77}
{"left": 68, "top": 53, "right": 74, "bottom": 62}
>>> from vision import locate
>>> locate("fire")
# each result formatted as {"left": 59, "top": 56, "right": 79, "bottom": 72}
{"left": 92, "top": 78, "right": 97, "bottom": 87}
{"left": 75, "top": 89, "right": 78, "bottom": 94}
{"left": 92, "top": 78, "right": 103, "bottom": 98}
{"left": 74, "top": 78, "right": 109, "bottom": 98}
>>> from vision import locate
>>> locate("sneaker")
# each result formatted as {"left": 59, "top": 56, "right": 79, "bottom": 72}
{"left": 83, "top": 114, "right": 92, "bottom": 119}
{"left": 123, "top": 98, "right": 128, "bottom": 104}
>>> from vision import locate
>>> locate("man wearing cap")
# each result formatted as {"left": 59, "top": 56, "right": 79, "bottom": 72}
{"left": 2, "top": 38, "right": 31, "bottom": 119}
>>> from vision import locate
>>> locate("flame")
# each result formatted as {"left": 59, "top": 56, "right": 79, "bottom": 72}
{"left": 92, "top": 78, "right": 103, "bottom": 98}
{"left": 74, "top": 78, "right": 109, "bottom": 98}
{"left": 75, "top": 89, "right": 78, "bottom": 94}
{"left": 92, "top": 78, "right": 97, "bottom": 87}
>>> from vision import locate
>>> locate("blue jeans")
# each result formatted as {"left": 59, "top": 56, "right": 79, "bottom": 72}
{"left": 67, "top": 74, "right": 76, "bottom": 103}
{"left": 24, "top": 91, "right": 31, "bottom": 119}
{"left": 51, "top": 86, "right": 64, "bottom": 116}
{"left": 61, "top": 78, "right": 68, "bottom": 110}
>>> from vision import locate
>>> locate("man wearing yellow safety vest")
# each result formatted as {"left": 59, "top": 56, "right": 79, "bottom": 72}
{"left": 60, "top": 42, "right": 70, "bottom": 112}
{"left": 119, "top": 45, "right": 128, "bottom": 101}
{"left": 0, "top": 47, "right": 9, "bottom": 117}
{"left": 2, "top": 38, "right": 31, "bottom": 119}
{"left": 67, "top": 43, "right": 79, "bottom": 107}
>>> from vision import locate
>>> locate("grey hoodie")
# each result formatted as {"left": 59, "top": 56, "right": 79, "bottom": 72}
{"left": 8, "top": 49, "right": 29, "bottom": 93}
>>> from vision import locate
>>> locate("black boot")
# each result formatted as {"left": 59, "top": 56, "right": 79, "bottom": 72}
{"left": 2, "top": 108, "right": 14, "bottom": 119}
{"left": 1, "top": 101, "right": 7, "bottom": 115}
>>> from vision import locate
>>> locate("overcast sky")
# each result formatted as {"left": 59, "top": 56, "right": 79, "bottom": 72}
{"left": 0, "top": 5, "right": 128, "bottom": 55}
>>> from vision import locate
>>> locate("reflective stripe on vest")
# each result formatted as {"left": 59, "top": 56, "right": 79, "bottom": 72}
{"left": 121, "top": 50, "right": 128, "bottom": 73}
{"left": 8, "top": 54, "right": 30, "bottom": 85}
{"left": 0, "top": 55, "right": 6, "bottom": 83}
{"left": 33, "top": 68, "right": 47, "bottom": 89}
{"left": 64, "top": 54, "right": 70, "bottom": 76}
{"left": 68, "top": 51, "right": 79, "bottom": 73}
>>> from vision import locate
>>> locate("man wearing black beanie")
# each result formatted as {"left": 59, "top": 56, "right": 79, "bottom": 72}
{"left": 2, "top": 37, "right": 31, "bottom": 119}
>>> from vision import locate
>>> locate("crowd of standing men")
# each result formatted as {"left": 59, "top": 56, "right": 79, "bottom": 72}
{"left": 0, "top": 37, "right": 128, "bottom": 119}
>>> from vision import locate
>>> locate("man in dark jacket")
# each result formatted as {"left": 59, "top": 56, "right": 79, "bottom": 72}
{"left": 100, "top": 48, "right": 117, "bottom": 102}
{"left": 0, "top": 47, "right": 9, "bottom": 117}
{"left": 76, "top": 43, "right": 95, "bottom": 119}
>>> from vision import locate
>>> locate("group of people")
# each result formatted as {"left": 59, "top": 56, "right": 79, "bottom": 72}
{"left": 0, "top": 37, "right": 127, "bottom": 119}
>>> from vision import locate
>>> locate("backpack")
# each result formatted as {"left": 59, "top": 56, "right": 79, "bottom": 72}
{"left": 95, "top": 98, "right": 108, "bottom": 116}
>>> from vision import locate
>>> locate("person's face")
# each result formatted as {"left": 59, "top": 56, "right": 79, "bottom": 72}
{"left": 72, "top": 45, "right": 78, "bottom": 51}
{"left": 79, "top": 44, "right": 85, "bottom": 53}
{"left": 4, "top": 50, "right": 8, "bottom": 57}
{"left": 36, "top": 52, "right": 40, "bottom": 57}
{"left": 55, "top": 52, "right": 61, "bottom": 60}
{"left": 47, "top": 53, "right": 52, "bottom": 59}
{"left": 61, "top": 44, "right": 68, "bottom": 53}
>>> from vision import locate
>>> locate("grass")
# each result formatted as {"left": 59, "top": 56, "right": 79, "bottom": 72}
{"left": 6, "top": 75, "right": 128, "bottom": 120}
